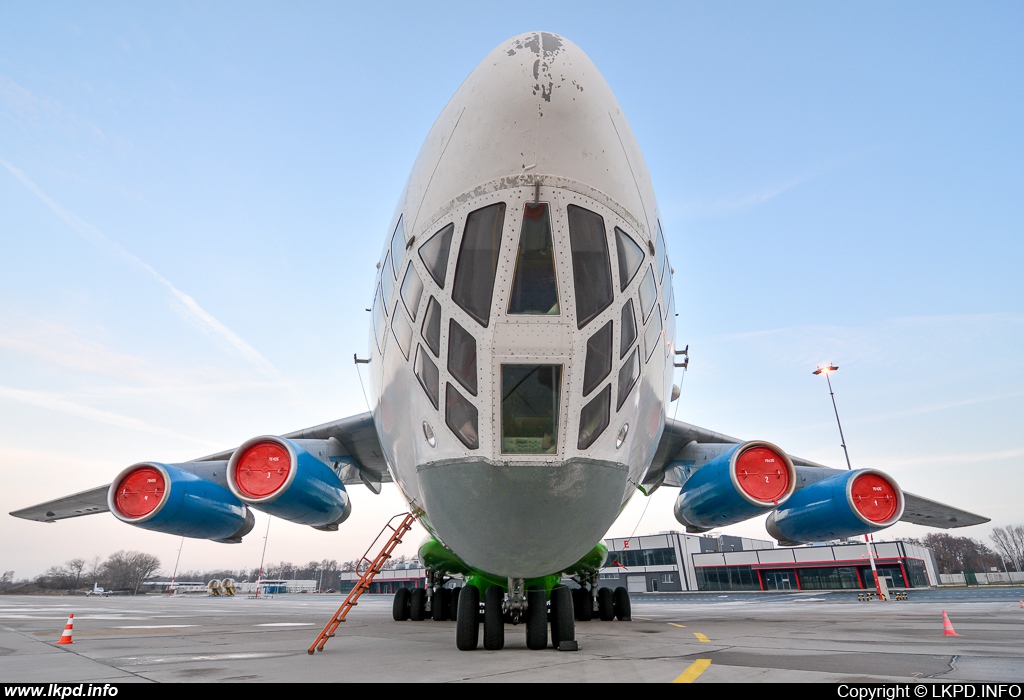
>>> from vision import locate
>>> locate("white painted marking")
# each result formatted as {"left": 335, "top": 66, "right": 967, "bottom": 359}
{"left": 255, "top": 622, "right": 314, "bottom": 627}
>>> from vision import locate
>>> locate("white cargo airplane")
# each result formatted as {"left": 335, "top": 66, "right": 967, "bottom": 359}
{"left": 12, "top": 32, "right": 987, "bottom": 652}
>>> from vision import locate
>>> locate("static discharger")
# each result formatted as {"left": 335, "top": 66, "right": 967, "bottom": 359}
{"left": 56, "top": 613, "right": 74, "bottom": 645}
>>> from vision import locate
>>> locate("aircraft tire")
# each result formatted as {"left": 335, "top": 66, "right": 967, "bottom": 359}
{"left": 613, "top": 586, "right": 631, "bottom": 621}
{"left": 392, "top": 587, "right": 411, "bottom": 621}
{"left": 483, "top": 585, "right": 505, "bottom": 650}
{"left": 549, "top": 585, "right": 575, "bottom": 648}
{"left": 456, "top": 585, "right": 480, "bottom": 651}
{"left": 432, "top": 588, "right": 451, "bottom": 622}
{"left": 410, "top": 587, "right": 427, "bottom": 621}
{"left": 525, "top": 587, "right": 547, "bottom": 650}
{"left": 574, "top": 587, "right": 593, "bottom": 621}
{"left": 450, "top": 587, "right": 461, "bottom": 621}
{"left": 597, "top": 587, "right": 614, "bottom": 621}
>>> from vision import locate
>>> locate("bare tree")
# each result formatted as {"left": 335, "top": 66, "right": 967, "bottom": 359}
{"left": 101, "top": 551, "right": 161, "bottom": 594}
{"left": 907, "top": 534, "right": 1000, "bottom": 574}
{"left": 991, "top": 525, "right": 1024, "bottom": 572}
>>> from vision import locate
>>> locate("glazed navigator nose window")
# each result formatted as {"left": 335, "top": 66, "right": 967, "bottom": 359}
{"left": 452, "top": 203, "right": 506, "bottom": 327}
{"left": 501, "top": 364, "right": 562, "bottom": 454}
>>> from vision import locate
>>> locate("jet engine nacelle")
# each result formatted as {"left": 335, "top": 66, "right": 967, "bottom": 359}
{"left": 227, "top": 436, "right": 351, "bottom": 529}
{"left": 765, "top": 468, "right": 905, "bottom": 545}
{"left": 108, "top": 462, "right": 255, "bottom": 543}
{"left": 674, "top": 441, "right": 796, "bottom": 531}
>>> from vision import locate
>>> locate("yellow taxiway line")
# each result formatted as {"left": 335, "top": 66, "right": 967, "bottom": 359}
{"left": 673, "top": 659, "right": 712, "bottom": 683}
{"left": 693, "top": 632, "right": 711, "bottom": 642}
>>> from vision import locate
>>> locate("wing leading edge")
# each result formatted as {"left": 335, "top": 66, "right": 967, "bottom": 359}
{"left": 9, "top": 411, "right": 390, "bottom": 524}
{"left": 644, "top": 417, "right": 989, "bottom": 530}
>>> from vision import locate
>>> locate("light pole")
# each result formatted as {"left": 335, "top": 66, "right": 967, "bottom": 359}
{"left": 813, "top": 363, "right": 885, "bottom": 600}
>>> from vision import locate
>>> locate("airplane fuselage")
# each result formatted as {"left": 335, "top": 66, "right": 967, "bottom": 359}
{"left": 367, "top": 32, "right": 676, "bottom": 579}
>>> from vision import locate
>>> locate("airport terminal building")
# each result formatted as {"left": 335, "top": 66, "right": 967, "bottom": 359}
{"left": 599, "top": 532, "right": 939, "bottom": 593}
{"left": 338, "top": 531, "right": 940, "bottom": 593}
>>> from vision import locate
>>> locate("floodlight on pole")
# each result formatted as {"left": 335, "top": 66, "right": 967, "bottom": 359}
{"left": 813, "top": 363, "right": 852, "bottom": 471}
{"left": 813, "top": 363, "right": 885, "bottom": 600}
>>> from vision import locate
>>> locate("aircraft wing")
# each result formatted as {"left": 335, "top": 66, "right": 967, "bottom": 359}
{"left": 9, "top": 411, "right": 390, "bottom": 523}
{"left": 644, "top": 417, "right": 989, "bottom": 529}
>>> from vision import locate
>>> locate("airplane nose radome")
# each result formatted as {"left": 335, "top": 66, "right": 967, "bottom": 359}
{"left": 417, "top": 458, "right": 629, "bottom": 579}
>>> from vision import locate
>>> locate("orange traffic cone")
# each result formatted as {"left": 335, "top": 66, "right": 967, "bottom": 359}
{"left": 941, "top": 610, "right": 959, "bottom": 637}
{"left": 56, "top": 613, "right": 74, "bottom": 645}
{"left": 1019, "top": 599, "right": 1023, "bottom": 609}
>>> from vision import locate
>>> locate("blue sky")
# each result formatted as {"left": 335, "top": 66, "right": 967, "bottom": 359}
{"left": 2, "top": 3, "right": 1022, "bottom": 578}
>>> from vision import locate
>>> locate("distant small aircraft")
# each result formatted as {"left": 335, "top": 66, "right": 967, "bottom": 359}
{"left": 85, "top": 583, "right": 108, "bottom": 597}
{"left": 12, "top": 32, "right": 987, "bottom": 651}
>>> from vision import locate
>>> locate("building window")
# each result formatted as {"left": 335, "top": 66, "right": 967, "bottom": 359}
{"left": 661, "top": 573, "right": 674, "bottom": 584}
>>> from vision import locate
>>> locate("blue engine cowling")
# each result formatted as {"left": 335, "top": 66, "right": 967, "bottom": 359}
{"left": 226, "top": 436, "right": 351, "bottom": 529}
{"left": 765, "top": 468, "right": 905, "bottom": 545}
{"left": 674, "top": 441, "right": 796, "bottom": 531}
{"left": 107, "top": 462, "right": 255, "bottom": 543}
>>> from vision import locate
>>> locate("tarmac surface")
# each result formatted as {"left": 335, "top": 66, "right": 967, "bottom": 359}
{"left": 2, "top": 588, "right": 1023, "bottom": 683}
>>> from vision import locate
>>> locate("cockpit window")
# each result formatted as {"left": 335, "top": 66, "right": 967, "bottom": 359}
{"left": 508, "top": 203, "right": 559, "bottom": 315}
{"left": 381, "top": 252, "right": 395, "bottom": 309}
{"left": 400, "top": 265, "right": 424, "bottom": 321}
{"left": 419, "top": 223, "right": 453, "bottom": 289}
{"left": 582, "top": 320, "right": 613, "bottom": 397}
{"left": 617, "top": 347, "right": 640, "bottom": 410}
{"left": 638, "top": 265, "right": 657, "bottom": 323}
{"left": 655, "top": 220, "right": 668, "bottom": 284}
{"left": 615, "top": 227, "right": 645, "bottom": 292}
{"left": 620, "top": 299, "right": 637, "bottom": 359}
{"left": 644, "top": 305, "right": 663, "bottom": 362}
{"left": 391, "top": 303, "right": 413, "bottom": 360}
{"left": 578, "top": 384, "right": 610, "bottom": 450}
{"left": 567, "top": 205, "right": 613, "bottom": 329}
{"left": 452, "top": 203, "right": 506, "bottom": 327}
{"left": 445, "top": 383, "right": 479, "bottom": 450}
{"left": 447, "top": 319, "right": 478, "bottom": 396}
{"left": 501, "top": 364, "right": 561, "bottom": 454}
{"left": 390, "top": 217, "right": 406, "bottom": 280}
{"left": 372, "top": 283, "right": 387, "bottom": 353}
{"left": 421, "top": 296, "right": 441, "bottom": 357}
{"left": 414, "top": 344, "right": 439, "bottom": 409}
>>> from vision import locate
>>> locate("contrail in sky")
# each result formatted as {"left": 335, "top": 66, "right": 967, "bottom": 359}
{"left": 1, "top": 158, "right": 278, "bottom": 377}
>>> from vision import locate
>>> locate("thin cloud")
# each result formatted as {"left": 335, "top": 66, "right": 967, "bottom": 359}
{"left": 857, "top": 447, "right": 1024, "bottom": 470}
{"left": 0, "top": 158, "right": 278, "bottom": 377}
{"left": 0, "top": 385, "right": 222, "bottom": 448}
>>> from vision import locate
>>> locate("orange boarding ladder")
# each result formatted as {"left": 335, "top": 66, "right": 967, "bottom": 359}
{"left": 308, "top": 512, "right": 416, "bottom": 654}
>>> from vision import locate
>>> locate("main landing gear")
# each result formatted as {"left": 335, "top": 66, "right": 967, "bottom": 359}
{"left": 392, "top": 579, "right": 632, "bottom": 651}
{"left": 455, "top": 582, "right": 576, "bottom": 651}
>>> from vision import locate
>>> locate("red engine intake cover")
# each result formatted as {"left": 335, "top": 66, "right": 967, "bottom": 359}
{"left": 233, "top": 441, "right": 291, "bottom": 499}
{"left": 735, "top": 446, "right": 790, "bottom": 504}
{"left": 851, "top": 472, "right": 900, "bottom": 524}
{"left": 113, "top": 466, "right": 165, "bottom": 519}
